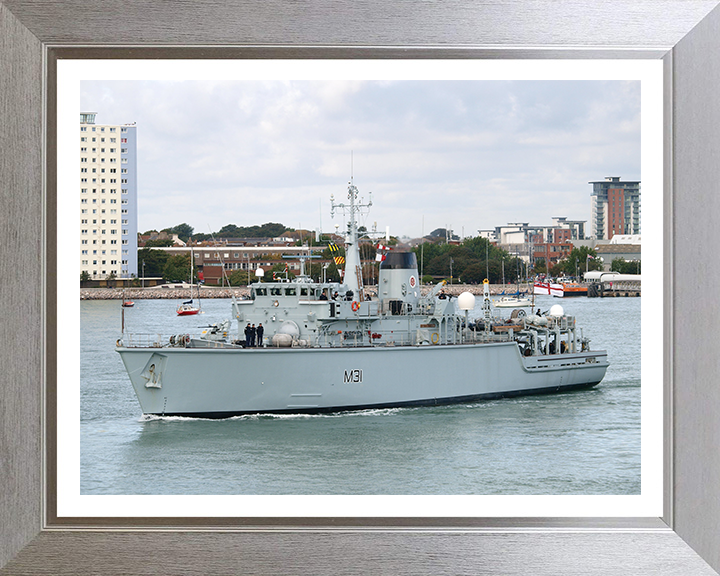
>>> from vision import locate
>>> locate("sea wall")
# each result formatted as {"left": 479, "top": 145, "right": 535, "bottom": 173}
{"left": 80, "top": 284, "right": 521, "bottom": 300}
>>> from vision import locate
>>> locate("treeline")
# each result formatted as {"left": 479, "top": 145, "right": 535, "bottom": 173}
{"left": 141, "top": 222, "right": 291, "bottom": 244}
{"left": 411, "top": 239, "right": 602, "bottom": 284}
{"left": 413, "top": 237, "right": 525, "bottom": 284}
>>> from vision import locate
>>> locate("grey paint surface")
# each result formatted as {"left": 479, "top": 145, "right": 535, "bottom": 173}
{"left": 2, "top": 1, "right": 720, "bottom": 574}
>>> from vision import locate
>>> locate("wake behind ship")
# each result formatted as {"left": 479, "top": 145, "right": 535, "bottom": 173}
{"left": 116, "top": 180, "right": 608, "bottom": 417}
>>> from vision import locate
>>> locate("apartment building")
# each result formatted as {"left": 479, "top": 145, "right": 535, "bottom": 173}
{"left": 80, "top": 112, "right": 138, "bottom": 279}
{"left": 589, "top": 176, "right": 641, "bottom": 240}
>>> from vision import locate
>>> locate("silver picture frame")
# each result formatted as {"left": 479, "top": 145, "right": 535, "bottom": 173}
{"left": 2, "top": 1, "right": 719, "bottom": 573}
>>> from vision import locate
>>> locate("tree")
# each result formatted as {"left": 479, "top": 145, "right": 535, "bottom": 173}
{"left": 162, "top": 254, "right": 191, "bottom": 283}
{"left": 555, "top": 246, "right": 601, "bottom": 277}
{"left": 169, "top": 223, "right": 194, "bottom": 243}
{"left": 228, "top": 269, "right": 248, "bottom": 286}
{"left": 80, "top": 271, "right": 90, "bottom": 282}
{"left": 144, "top": 238, "right": 174, "bottom": 248}
{"left": 611, "top": 258, "right": 641, "bottom": 274}
{"left": 137, "top": 248, "right": 169, "bottom": 277}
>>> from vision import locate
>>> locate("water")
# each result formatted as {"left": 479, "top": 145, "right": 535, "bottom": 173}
{"left": 80, "top": 295, "right": 640, "bottom": 495}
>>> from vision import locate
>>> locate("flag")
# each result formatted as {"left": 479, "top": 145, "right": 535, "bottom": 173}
{"left": 334, "top": 256, "right": 345, "bottom": 266}
{"left": 328, "top": 242, "right": 340, "bottom": 253}
{"left": 375, "top": 242, "right": 389, "bottom": 262}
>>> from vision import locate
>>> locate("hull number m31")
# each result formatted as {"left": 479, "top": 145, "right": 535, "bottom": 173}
{"left": 343, "top": 369, "right": 363, "bottom": 383}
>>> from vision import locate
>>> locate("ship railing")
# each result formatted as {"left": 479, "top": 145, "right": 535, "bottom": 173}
{"left": 120, "top": 333, "right": 173, "bottom": 348}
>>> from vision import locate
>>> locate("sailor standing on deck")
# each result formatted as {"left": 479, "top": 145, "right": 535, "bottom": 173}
{"left": 244, "top": 323, "right": 251, "bottom": 347}
{"left": 250, "top": 324, "right": 257, "bottom": 347}
{"left": 256, "top": 323, "right": 264, "bottom": 347}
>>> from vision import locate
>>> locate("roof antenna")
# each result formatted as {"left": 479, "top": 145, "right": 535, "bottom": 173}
{"left": 351, "top": 150, "right": 353, "bottom": 183}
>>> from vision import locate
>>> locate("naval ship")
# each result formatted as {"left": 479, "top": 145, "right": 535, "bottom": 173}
{"left": 116, "top": 180, "right": 609, "bottom": 417}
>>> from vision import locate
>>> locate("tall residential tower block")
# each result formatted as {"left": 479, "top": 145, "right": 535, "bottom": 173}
{"left": 589, "top": 176, "right": 641, "bottom": 240}
{"left": 80, "top": 112, "right": 138, "bottom": 279}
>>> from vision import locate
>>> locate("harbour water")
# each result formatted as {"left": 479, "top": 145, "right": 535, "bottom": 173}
{"left": 80, "top": 294, "right": 641, "bottom": 495}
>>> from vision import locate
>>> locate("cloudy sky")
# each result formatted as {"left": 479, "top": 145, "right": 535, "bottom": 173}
{"left": 81, "top": 78, "right": 640, "bottom": 239}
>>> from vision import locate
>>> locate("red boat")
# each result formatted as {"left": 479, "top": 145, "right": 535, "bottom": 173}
{"left": 177, "top": 301, "right": 200, "bottom": 316}
{"left": 176, "top": 247, "right": 202, "bottom": 316}
{"left": 122, "top": 300, "right": 134, "bottom": 307}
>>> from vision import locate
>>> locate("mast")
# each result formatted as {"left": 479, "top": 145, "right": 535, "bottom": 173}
{"left": 330, "top": 178, "right": 372, "bottom": 301}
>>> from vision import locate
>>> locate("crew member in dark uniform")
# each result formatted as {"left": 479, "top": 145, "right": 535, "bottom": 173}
{"left": 256, "top": 323, "right": 264, "bottom": 347}
{"left": 244, "top": 323, "right": 251, "bottom": 347}
{"left": 250, "top": 324, "right": 256, "bottom": 347}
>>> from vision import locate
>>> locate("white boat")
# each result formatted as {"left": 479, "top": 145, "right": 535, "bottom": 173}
{"left": 493, "top": 295, "right": 533, "bottom": 308}
{"left": 116, "top": 179, "right": 608, "bottom": 417}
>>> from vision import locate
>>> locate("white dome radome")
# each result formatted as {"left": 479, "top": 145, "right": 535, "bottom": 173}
{"left": 458, "top": 291, "right": 476, "bottom": 311}
{"left": 549, "top": 304, "right": 564, "bottom": 317}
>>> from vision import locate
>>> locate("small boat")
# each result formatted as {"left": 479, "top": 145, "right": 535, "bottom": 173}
{"left": 176, "top": 300, "right": 200, "bottom": 316}
{"left": 557, "top": 282, "right": 588, "bottom": 297}
{"left": 176, "top": 247, "right": 202, "bottom": 316}
{"left": 493, "top": 295, "right": 533, "bottom": 308}
{"left": 122, "top": 300, "right": 134, "bottom": 307}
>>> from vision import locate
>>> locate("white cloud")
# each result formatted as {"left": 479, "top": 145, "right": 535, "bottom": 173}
{"left": 81, "top": 79, "right": 641, "bottom": 238}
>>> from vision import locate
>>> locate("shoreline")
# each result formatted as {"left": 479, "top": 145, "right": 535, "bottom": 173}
{"left": 80, "top": 284, "right": 529, "bottom": 300}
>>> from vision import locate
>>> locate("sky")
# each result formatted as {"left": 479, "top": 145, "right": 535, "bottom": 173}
{"left": 80, "top": 78, "right": 641, "bottom": 239}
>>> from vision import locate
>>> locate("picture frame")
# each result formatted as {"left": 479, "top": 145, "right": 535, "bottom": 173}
{"left": 2, "top": 1, "right": 719, "bottom": 574}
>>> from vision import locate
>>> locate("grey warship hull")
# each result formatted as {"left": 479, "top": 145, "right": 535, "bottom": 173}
{"left": 116, "top": 178, "right": 609, "bottom": 417}
{"left": 117, "top": 342, "right": 608, "bottom": 417}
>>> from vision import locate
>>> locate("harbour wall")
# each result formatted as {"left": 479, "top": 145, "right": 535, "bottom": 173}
{"left": 80, "top": 284, "right": 525, "bottom": 300}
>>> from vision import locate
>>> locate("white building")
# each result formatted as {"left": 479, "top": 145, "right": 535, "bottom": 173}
{"left": 80, "top": 112, "right": 138, "bottom": 279}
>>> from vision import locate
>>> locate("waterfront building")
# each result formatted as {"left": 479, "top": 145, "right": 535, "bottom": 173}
{"left": 490, "top": 217, "right": 585, "bottom": 268}
{"left": 589, "top": 176, "right": 641, "bottom": 240}
{"left": 80, "top": 112, "right": 138, "bottom": 279}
